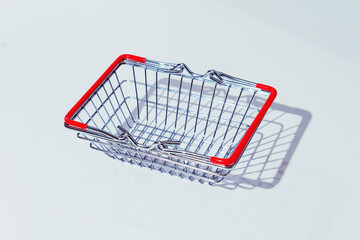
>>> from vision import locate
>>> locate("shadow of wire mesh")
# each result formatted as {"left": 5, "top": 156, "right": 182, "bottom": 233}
{"left": 215, "top": 99, "right": 311, "bottom": 189}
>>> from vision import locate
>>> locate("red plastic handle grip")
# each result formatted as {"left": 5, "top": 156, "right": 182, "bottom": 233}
{"left": 64, "top": 54, "right": 146, "bottom": 129}
{"left": 210, "top": 83, "right": 277, "bottom": 167}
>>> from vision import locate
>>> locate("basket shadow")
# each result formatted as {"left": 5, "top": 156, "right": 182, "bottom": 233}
{"left": 215, "top": 100, "right": 312, "bottom": 190}
{"left": 118, "top": 76, "right": 311, "bottom": 187}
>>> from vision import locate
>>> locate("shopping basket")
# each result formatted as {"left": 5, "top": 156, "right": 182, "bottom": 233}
{"left": 64, "top": 54, "right": 277, "bottom": 185}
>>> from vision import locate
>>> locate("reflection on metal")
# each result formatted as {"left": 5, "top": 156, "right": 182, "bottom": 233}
{"left": 65, "top": 57, "right": 277, "bottom": 185}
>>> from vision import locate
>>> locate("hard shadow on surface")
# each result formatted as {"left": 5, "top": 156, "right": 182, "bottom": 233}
{"left": 144, "top": 77, "right": 311, "bottom": 188}
{"left": 215, "top": 99, "right": 312, "bottom": 190}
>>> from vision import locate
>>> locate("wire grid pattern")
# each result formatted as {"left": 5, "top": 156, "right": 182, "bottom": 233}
{"left": 73, "top": 62, "right": 268, "bottom": 184}
{"left": 215, "top": 100, "right": 309, "bottom": 189}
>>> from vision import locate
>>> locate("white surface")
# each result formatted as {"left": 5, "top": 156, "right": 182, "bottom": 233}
{"left": 1, "top": 0, "right": 359, "bottom": 239}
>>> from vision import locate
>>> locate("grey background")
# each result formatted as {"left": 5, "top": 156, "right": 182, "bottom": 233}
{"left": 1, "top": 0, "right": 359, "bottom": 239}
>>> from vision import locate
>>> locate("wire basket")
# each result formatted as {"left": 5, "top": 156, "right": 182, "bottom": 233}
{"left": 64, "top": 54, "right": 277, "bottom": 185}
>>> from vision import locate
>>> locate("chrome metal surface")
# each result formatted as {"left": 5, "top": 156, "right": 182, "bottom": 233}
{"left": 68, "top": 58, "right": 270, "bottom": 184}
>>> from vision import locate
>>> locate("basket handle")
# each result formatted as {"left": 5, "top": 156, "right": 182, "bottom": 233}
{"left": 210, "top": 83, "right": 277, "bottom": 167}
{"left": 148, "top": 60, "right": 256, "bottom": 86}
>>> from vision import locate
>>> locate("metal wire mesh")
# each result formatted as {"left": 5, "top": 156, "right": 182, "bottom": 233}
{"left": 71, "top": 59, "right": 270, "bottom": 184}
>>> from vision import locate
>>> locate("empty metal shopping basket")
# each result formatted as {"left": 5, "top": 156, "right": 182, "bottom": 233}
{"left": 64, "top": 54, "right": 277, "bottom": 185}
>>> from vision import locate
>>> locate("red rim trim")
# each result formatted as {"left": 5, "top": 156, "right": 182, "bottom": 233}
{"left": 64, "top": 54, "right": 146, "bottom": 129}
{"left": 210, "top": 83, "right": 277, "bottom": 167}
